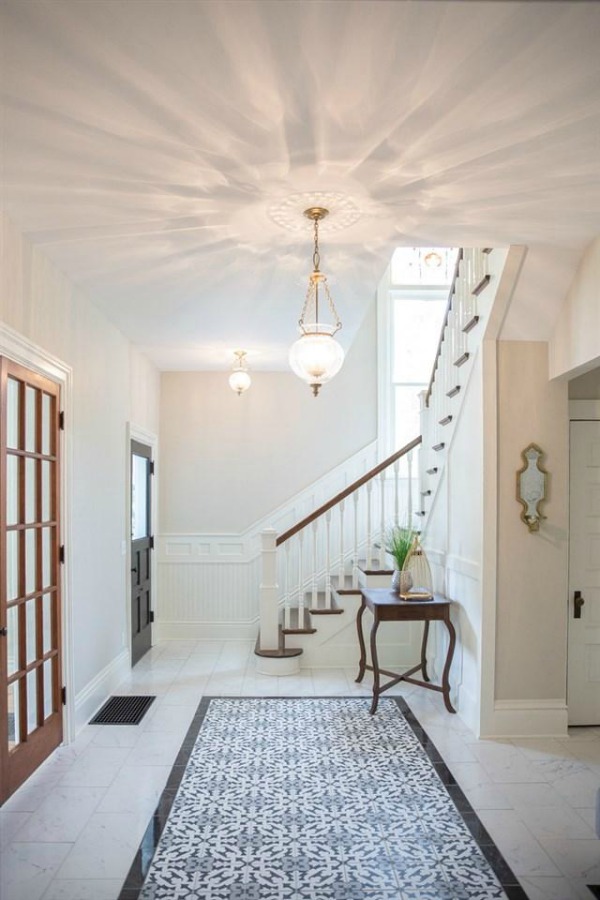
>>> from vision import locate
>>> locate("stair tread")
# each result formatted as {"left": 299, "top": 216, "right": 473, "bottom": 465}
{"left": 358, "top": 559, "right": 393, "bottom": 576}
{"left": 282, "top": 607, "right": 317, "bottom": 634}
{"left": 331, "top": 574, "right": 361, "bottom": 596}
{"left": 308, "top": 591, "right": 345, "bottom": 615}
{"left": 254, "top": 627, "right": 303, "bottom": 659}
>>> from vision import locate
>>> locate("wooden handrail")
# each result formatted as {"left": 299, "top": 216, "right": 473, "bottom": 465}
{"left": 276, "top": 435, "right": 422, "bottom": 547}
{"left": 425, "top": 248, "right": 463, "bottom": 406}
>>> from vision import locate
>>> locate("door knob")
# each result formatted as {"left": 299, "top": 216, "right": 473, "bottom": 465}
{"left": 574, "top": 590, "right": 585, "bottom": 619}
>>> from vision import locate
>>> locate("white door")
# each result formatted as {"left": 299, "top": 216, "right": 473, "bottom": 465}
{"left": 567, "top": 420, "right": 600, "bottom": 725}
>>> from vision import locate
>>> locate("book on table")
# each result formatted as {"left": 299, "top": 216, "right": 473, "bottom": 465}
{"left": 399, "top": 587, "right": 434, "bottom": 601}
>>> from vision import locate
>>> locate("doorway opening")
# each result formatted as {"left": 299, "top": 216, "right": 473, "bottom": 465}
{"left": 130, "top": 439, "right": 154, "bottom": 666}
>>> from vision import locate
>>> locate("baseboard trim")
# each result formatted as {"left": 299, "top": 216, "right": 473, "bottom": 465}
{"left": 155, "top": 621, "right": 259, "bottom": 641}
{"left": 482, "top": 699, "right": 568, "bottom": 738}
{"left": 74, "top": 649, "right": 130, "bottom": 735}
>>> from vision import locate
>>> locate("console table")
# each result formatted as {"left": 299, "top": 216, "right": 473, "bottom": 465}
{"left": 355, "top": 588, "right": 456, "bottom": 715}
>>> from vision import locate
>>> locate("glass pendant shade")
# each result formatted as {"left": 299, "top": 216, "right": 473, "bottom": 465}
{"left": 289, "top": 207, "right": 344, "bottom": 396}
{"left": 289, "top": 324, "right": 344, "bottom": 397}
{"left": 228, "top": 350, "right": 251, "bottom": 395}
{"left": 229, "top": 369, "right": 251, "bottom": 395}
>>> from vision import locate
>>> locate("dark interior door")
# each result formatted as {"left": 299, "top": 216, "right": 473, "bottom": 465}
{"left": 1, "top": 358, "right": 63, "bottom": 804}
{"left": 131, "top": 440, "right": 153, "bottom": 666}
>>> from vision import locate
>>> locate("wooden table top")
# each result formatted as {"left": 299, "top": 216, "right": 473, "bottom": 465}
{"left": 360, "top": 588, "right": 450, "bottom": 609}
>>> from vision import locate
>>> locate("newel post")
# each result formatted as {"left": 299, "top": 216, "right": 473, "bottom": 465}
{"left": 259, "top": 528, "right": 280, "bottom": 652}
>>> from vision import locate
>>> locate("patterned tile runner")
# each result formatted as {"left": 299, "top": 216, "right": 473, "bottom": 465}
{"left": 137, "top": 698, "right": 514, "bottom": 900}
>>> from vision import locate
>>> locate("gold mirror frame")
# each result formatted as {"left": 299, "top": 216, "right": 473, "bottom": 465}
{"left": 516, "top": 443, "right": 548, "bottom": 532}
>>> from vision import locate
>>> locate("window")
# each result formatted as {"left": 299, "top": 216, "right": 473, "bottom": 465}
{"left": 378, "top": 247, "right": 457, "bottom": 462}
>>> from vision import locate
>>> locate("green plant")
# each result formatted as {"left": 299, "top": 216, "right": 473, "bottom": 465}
{"left": 384, "top": 526, "right": 415, "bottom": 570}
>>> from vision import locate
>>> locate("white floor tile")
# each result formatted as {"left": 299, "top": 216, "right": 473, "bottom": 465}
{"left": 3, "top": 638, "right": 600, "bottom": 900}
{"left": 96, "top": 765, "right": 171, "bottom": 815}
{"left": 476, "top": 809, "right": 562, "bottom": 876}
{"left": 40, "top": 878, "right": 124, "bottom": 900}
{"left": 518, "top": 875, "right": 594, "bottom": 900}
{"left": 0, "top": 810, "right": 31, "bottom": 847}
{"left": 0, "top": 842, "right": 72, "bottom": 900}
{"left": 56, "top": 812, "right": 150, "bottom": 880}
{"left": 12, "top": 785, "right": 105, "bottom": 843}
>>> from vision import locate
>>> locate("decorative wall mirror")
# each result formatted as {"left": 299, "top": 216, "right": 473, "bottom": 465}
{"left": 516, "top": 443, "right": 548, "bottom": 532}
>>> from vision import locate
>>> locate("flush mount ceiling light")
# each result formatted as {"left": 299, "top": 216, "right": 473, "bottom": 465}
{"left": 228, "top": 350, "right": 251, "bottom": 396}
{"left": 289, "top": 207, "right": 344, "bottom": 397}
{"left": 424, "top": 250, "right": 443, "bottom": 269}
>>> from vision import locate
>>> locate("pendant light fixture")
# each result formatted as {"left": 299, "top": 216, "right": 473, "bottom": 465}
{"left": 289, "top": 207, "right": 344, "bottom": 397}
{"left": 228, "top": 350, "right": 251, "bottom": 396}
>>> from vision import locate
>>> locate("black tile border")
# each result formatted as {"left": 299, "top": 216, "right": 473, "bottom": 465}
{"left": 395, "top": 697, "right": 528, "bottom": 900}
{"left": 118, "top": 696, "right": 528, "bottom": 900}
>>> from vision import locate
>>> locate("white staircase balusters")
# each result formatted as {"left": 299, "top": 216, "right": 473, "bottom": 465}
{"left": 366, "top": 480, "right": 373, "bottom": 567}
{"left": 325, "top": 509, "right": 332, "bottom": 607}
{"left": 379, "top": 470, "right": 386, "bottom": 567}
{"left": 407, "top": 450, "right": 413, "bottom": 525}
{"left": 311, "top": 520, "right": 318, "bottom": 609}
{"left": 337, "top": 499, "right": 346, "bottom": 590}
{"left": 393, "top": 458, "right": 400, "bottom": 526}
{"left": 352, "top": 491, "right": 360, "bottom": 588}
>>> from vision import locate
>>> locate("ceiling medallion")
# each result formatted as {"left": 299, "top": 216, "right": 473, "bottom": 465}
{"left": 268, "top": 192, "right": 361, "bottom": 234}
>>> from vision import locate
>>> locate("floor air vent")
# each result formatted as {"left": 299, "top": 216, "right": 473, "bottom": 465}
{"left": 90, "top": 695, "right": 155, "bottom": 725}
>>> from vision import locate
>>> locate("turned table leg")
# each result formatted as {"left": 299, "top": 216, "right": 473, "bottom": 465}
{"left": 369, "top": 615, "right": 381, "bottom": 715}
{"left": 420, "top": 620, "right": 430, "bottom": 683}
{"left": 355, "top": 599, "right": 367, "bottom": 683}
{"left": 441, "top": 614, "right": 457, "bottom": 714}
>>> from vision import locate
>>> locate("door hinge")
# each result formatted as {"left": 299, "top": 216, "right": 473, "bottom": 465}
{"left": 150, "top": 610, "right": 155, "bottom": 623}
{"left": 149, "top": 535, "right": 154, "bottom": 550}
{"left": 149, "top": 460, "right": 155, "bottom": 475}
{"left": 61, "top": 686, "right": 66, "bottom": 705}
{"left": 59, "top": 545, "right": 65, "bottom": 564}
{"left": 59, "top": 411, "right": 65, "bottom": 431}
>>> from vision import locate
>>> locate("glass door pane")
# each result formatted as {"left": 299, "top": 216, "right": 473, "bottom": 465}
{"left": 131, "top": 454, "right": 149, "bottom": 539}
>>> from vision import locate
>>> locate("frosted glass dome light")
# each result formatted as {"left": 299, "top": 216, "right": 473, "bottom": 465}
{"left": 228, "top": 350, "right": 251, "bottom": 396}
{"left": 289, "top": 325, "right": 344, "bottom": 397}
{"left": 290, "top": 207, "right": 344, "bottom": 396}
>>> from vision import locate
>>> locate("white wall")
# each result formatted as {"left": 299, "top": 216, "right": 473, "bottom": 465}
{"left": 550, "top": 237, "right": 600, "bottom": 379}
{"left": 0, "top": 214, "right": 160, "bottom": 727}
{"left": 160, "top": 300, "right": 377, "bottom": 534}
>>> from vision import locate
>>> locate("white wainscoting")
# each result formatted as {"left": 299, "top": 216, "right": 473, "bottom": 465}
{"left": 156, "top": 442, "right": 381, "bottom": 644}
{"left": 157, "top": 536, "right": 261, "bottom": 641}
{"left": 425, "top": 547, "right": 483, "bottom": 735}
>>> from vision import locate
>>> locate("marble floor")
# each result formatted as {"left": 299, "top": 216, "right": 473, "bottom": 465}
{"left": 0, "top": 640, "right": 599, "bottom": 900}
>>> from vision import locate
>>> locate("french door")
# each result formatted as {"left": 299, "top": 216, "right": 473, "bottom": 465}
{"left": 0, "top": 358, "right": 63, "bottom": 803}
{"left": 131, "top": 440, "right": 153, "bottom": 666}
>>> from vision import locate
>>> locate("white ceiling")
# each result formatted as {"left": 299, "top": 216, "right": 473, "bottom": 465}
{"left": 2, "top": 0, "right": 600, "bottom": 370}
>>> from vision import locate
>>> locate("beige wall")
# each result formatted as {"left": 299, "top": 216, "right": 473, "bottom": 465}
{"left": 159, "top": 302, "right": 378, "bottom": 534}
{"left": 0, "top": 214, "right": 160, "bottom": 702}
{"left": 550, "top": 237, "right": 600, "bottom": 379}
{"left": 496, "top": 341, "right": 569, "bottom": 701}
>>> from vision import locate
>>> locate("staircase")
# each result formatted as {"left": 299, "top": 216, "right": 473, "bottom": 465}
{"left": 255, "top": 246, "right": 500, "bottom": 675}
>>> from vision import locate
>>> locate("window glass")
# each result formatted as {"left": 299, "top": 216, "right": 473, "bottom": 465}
{"left": 389, "top": 247, "right": 456, "bottom": 453}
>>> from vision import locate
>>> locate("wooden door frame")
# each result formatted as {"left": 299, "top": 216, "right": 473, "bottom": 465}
{"left": 0, "top": 324, "right": 75, "bottom": 743}
{"left": 126, "top": 423, "right": 158, "bottom": 665}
